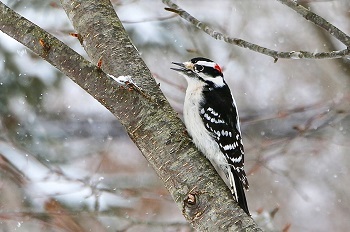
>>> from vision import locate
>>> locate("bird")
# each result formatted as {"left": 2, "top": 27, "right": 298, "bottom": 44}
{"left": 171, "top": 57, "right": 250, "bottom": 215}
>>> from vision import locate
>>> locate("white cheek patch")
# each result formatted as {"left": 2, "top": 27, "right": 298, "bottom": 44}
{"left": 197, "top": 73, "right": 225, "bottom": 87}
{"left": 207, "top": 76, "right": 225, "bottom": 87}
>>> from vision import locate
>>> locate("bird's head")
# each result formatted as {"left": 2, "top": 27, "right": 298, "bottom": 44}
{"left": 171, "top": 57, "right": 225, "bottom": 87}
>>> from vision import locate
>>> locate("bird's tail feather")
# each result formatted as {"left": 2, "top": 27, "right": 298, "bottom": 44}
{"left": 233, "top": 172, "right": 250, "bottom": 215}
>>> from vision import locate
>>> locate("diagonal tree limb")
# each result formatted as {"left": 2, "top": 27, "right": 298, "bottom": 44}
{"left": 163, "top": 0, "right": 350, "bottom": 60}
{"left": 0, "top": 1, "right": 262, "bottom": 231}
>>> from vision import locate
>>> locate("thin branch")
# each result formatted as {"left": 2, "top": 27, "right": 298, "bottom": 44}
{"left": 122, "top": 13, "right": 177, "bottom": 24}
{"left": 162, "top": 0, "right": 350, "bottom": 60}
{"left": 277, "top": 0, "right": 350, "bottom": 47}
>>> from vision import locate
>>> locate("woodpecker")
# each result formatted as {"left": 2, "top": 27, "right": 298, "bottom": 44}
{"left": 171, "top": 57, "right": 249, "bottom": 215}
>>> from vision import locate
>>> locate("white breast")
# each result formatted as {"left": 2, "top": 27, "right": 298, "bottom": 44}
{"left": 183, "top": 80, "right": 227, "bottom": 169}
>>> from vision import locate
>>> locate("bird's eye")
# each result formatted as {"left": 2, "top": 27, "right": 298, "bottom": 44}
{"left": 194, "top": 64, "right": 204, "bottom": 72}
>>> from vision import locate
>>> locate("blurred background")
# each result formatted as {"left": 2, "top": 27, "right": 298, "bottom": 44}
{"left": 0, "top": 0, "right": 349, "bottom": 231}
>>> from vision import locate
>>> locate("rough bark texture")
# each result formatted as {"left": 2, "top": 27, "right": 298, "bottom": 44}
{"left": 0, "top": 1, "right": 262, "bottom": 231}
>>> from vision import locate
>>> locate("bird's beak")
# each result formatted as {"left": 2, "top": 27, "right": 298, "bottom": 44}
{"left": 171, "top": 61, "right": 194, "bottom": 73}
{"left": 170, "top": 62, "right": 186, "bottom": 72}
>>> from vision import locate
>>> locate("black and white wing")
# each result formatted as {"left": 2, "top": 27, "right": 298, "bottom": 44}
{"left": 200, "top": 85, "right": 249, "bottom": 214}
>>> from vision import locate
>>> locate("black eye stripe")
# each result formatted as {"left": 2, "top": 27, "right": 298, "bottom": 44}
{"left": 200, "top": 66, "right": 223, "bottom": 77}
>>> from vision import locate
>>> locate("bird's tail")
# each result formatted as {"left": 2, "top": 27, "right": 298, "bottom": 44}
{"left": 233, "top": 171, "right": 250, "bottom": 215}
{"left": 228, "top": 169, "right": 250, "bottom": 215}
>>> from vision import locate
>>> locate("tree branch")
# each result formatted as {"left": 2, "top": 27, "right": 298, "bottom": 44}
{"left": 163, "top": 0, "right": 350, "bottom": 60}
{"left": 0, "top": 1, "right": 262, "bottom": 231}
{"left": 277, "top": 0, "right": 350, "bottom": 47}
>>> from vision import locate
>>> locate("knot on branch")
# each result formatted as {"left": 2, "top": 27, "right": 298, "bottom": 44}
{"left": 182, "top": 187, "right": 208, "bottom": 221}
{"left": 185, "top": 192, "right": 196, "bottom": 206}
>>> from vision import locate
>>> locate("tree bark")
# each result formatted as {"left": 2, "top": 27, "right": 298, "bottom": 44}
{"left": 0, "top": 1, "right": 262, "bottom": 231}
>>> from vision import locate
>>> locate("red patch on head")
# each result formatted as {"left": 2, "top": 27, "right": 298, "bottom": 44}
{"left": 214, "top": 64, "right": 222, "bottom": 73}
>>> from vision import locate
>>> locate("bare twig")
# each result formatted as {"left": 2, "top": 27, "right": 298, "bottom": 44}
{"left": 162, "top": 0, "right": 350, "bottom": 60}
{"left": 121, "top": 14, "right": 177, "bottom": 24}
{"left": 277, "top": 0, "right": 350, "bottom": 47}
